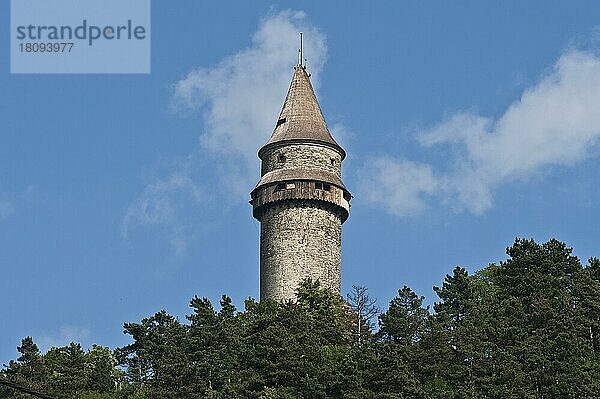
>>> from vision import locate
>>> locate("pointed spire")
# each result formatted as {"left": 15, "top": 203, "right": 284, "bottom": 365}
{"left": 259, "top": 63, "right": 345, "bottom": 159}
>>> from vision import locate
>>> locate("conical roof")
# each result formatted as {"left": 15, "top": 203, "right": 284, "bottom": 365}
{"left": 259, "top": 66, "right": 345, "bottom": 159}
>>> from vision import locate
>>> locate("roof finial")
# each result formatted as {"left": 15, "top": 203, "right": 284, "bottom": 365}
{"left": 299, "top": 32, "right": 303, "bottom": 67}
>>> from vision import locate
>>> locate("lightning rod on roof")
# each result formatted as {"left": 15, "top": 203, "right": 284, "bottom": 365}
{"left": 299, "top": 32, "right": 303, "bottom": 67}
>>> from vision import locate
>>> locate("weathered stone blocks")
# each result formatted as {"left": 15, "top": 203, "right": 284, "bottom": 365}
{"left": 260, "top": 144, "right": 342, "bottom": 177}
{"left": 259, "top": 200, "right": 342, "bottom": 301}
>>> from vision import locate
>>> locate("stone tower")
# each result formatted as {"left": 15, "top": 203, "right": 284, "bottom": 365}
{"left": 250, "top": 61, "right": 351, "bottom": 302}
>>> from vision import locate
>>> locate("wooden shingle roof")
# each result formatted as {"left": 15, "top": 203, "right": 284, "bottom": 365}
{"left": 258, "top": 66, "right": 345, "bottom": 159}
{"left": 253, "top": 168, "right": 347, "bottom": 191}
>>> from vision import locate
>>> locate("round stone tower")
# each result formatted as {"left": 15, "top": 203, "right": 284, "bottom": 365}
{"left": 250, "top": 62, "right": 351, "bottom": 302}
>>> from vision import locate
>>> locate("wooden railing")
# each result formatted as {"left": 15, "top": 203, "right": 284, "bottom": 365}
{"left": 251, "top": 180, "right": 350, "bottom": 221}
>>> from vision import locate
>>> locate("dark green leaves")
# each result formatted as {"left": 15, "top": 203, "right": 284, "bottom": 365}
{"left": 3, "top": 239, "right": 600, "bottom": 398}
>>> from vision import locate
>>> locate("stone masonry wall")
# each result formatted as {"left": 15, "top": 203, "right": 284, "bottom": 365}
{"left": 259, "top": 200, "right": 342, "bottom": 302}
{"left": 261, "top": 144, "right": 342, "bottom": 177}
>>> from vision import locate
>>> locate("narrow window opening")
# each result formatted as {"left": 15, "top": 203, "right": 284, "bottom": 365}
{"left": 315, "top": 182, "right": 323, "bottom": 190}
{"left": 278, "top": 153, "right": 286, "bottom": 163}
{"left": 276, "top": 117, "right": 287, "bottom": 127}
{"left": 330, "top": 158, "right": 336, "bottom": 166}
{"left": 323, "top": 183, "right": 331, "bottom": 191}
{"left": 275, "top": 183, "right": 285, "bottom": 191}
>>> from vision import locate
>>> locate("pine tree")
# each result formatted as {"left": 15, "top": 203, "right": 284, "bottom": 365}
{"left": 84, "top": 345, "right": 120, "bottom": 393}
{"left": 45, "top": 342, "right": 87, "bottom": 397}
{"left": 2, "top": 337, "right": 49, "bottom": 398}
{"left": 116, "top": 310, "right": 193, "bottom": 399}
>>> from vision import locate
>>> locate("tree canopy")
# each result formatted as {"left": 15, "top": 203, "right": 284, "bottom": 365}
{"left": 2, "top": 238, "right": 599, "bottom": 398}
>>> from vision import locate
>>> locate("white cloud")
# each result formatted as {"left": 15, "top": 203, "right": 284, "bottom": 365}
{"left": 360, "top": 50, "right": 600, "bottom": 215}
{"left": 357, "top": 157, "right": 439, "bottom": 217}
{"left": 121, "top": 167, "right": 204, "bottom": 254}
{"left": 172, "top": 10, "right": 327, "bottom": 172}
{"left": 38, "top": 326, "right": 91, "bottom": 352}
{"left": 329, "top": 122, "right": 353, "bottom": 153}
{"left": 122, "top": 172, "right": 202, "bottom": 233}
{"left": 0, "top": 199, "right": 15, "bottom": 219}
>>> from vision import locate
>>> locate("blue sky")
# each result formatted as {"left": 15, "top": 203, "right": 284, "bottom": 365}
{"left": 2, "top": 1, "right": 600, "bottom": 363}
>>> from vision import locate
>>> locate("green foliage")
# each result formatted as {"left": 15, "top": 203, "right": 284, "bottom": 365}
{"left": 1, "top": 338, "right": 123, "bottom": 398}
{"left": 85, "top": 345, "right": 122, "bottom": 393}
{"left": 2, "top": 238, "right": 600, "bottom": 398}
{"left": 1, "top": 337, "right": 48, "bottom": 398}
{"left": 79, "top": 393, "right": 122, "bottom": 399}
{"left": 45, "top": 342, "right": 87, "bottom": 397}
